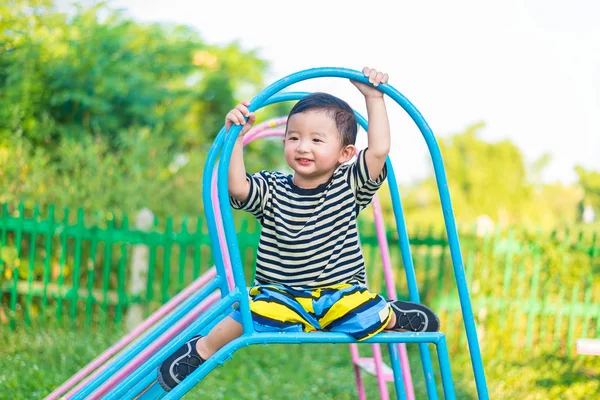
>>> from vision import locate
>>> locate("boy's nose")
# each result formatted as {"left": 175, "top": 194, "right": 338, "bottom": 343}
{"left": 297, "top": 141, "right": 310, "bottom": 153}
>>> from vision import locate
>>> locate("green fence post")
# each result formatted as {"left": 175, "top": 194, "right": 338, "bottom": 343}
{"left": 41, "top": 204, "right": 55, "bottom": 325}
{"left": 0, "top": 204, "right": 8, "bottom": 306}
{"left": 566, "top": 284, "right": 579, "bottom": 356}
{"left": 581, "top": 278, "right": 592, "bottom": 337}
{"left": 101, "top": 218, "right": 114, "bottom": 330}
{"left": 70, "top": 208, "right": 85, "bottom": 325}
{"left": 192, "top": 217, "right": 203, "bottom": 279}
{"left": 422, "top": 225, "right": 434, "bottom": 297}
{"left": 539, "top": 292, "right": 549, "bottom": 343}
{"left": 10, "top": 203, "right": 25, "bottom": 329}
{"left": 162, "top": 217, "right": 173, "bottom": 304}
{"left": 554, "top": 287, "right": 566, "bottom": 350}
{"left": 115, "top": 216, "right": 129, "bottom": 325}
{"left": 178, "top": 217, "right": 189, "bottom": 292}
{"left": 513, "top": 249, "right": 528, "bottom": 347}
{"left": 86, "top": 225, "right": 98, "bottom": 328}
{"left": 56, "top": 207, "right": 70, "bottom": 323}
{"left": 0, "top": 205, "right": 6, "bottom": 276}
{"left": 526, "top": 247, "right": 541, "bottom": 349}
{"left": 145, "top": 215, "right": 159, "bottom": 316}
{"left": 25, "top": 205, "right": 40, "bottom": 326}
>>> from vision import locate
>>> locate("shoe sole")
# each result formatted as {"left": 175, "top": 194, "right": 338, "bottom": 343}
{"left": 389, "top": 301, "right": 441, "bottom": 332}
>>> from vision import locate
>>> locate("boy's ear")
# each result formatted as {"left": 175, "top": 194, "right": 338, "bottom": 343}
{"left": 339, "top": 144, "right": 357, "bottom": 164}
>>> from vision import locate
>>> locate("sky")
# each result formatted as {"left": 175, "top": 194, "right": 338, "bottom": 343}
{"left": 59, "top": 0, "right": 600, "bottom": 184}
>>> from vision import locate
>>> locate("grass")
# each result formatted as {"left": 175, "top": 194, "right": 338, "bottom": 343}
{"left": 0, "top": 324, "right": 598, "bottom": 399}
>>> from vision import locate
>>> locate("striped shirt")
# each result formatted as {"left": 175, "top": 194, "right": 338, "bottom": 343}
{"left": 230, "top": 149, "right": 387, "bottom": 289}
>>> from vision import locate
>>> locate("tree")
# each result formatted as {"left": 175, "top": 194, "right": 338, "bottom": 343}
{"left": 575, "top": 165, "right": 600, "bottom": 217}
{"left": 0, "top": 0, "right": 281, "bottom": 218}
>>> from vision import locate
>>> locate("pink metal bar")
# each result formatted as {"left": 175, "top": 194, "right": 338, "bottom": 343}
{"left": 88, "top": 292, "right": 221, "bottom": 400}
{"left": 50, "top": 116, "right": 417, "bottom": 400}
{"left": 46, "top": 268, "right": 217, "bottom": 400}
{"left": 372, "top": 343, "right": 391, "bottom": 400}
{"left": 86, "top": 123, "right": 286, "bottom": 398}
{"left": 350, "top": 344, "right": 368, "bottom": 400}
{"left": 247, "top": 119, "right": 416, "bottom": 400}
{"left": 372, "top": 193, "right": 416, "bottom": 400}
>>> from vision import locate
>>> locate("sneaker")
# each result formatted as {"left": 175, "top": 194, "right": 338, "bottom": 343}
{"left": 157, "top": 335, "right": 205, "bottom": 392}
{"left": 389, "top": 301, "right": 440, "bottom": 333}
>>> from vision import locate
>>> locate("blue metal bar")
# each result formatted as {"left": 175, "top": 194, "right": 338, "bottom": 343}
{"left": 218, "top": 67, "right": 487, "bottom": 398}
{"left": 356, "top": 112, "right": 438, "bottom": 398}
{"left": 201, "top": 127, "right": 235, "bottom": 298}
{"left": 436, "top": 336, "right": 456, "bottom": 399}
{"left": 207, "top": 92, "right": 434, "bottom": 397}
{"left": 388, "top": 343, "right": 407, "bottom": 400}
{"left": 198, "top": 67, "right": 485, "bottom": 398}
{"left": 123, "top": 375, "right": 160, "bottom": 400}
{"left": 132, "top": 381, "right": 164, "bottom": 400}
{"left": 72, "top": 276, "right": 222, "bottom": 400}
{"left": 387, "top": 165, "right": 438, "bottom": 398}
{"left": 103, "top": 290, "right": 239, "bottom": 400}
{"left": 164, "top": 331, "right": 444, "bottom": 399}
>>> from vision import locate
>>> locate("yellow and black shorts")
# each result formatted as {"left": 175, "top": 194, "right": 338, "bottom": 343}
{"left": 230, "top": 283, "right": 392, "bottom": 341}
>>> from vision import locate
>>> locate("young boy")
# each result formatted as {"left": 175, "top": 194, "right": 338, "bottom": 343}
{"left": 157, "top": 67, "right": 440, "bottom": 392}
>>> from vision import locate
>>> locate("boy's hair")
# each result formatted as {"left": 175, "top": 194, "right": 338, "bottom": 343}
{"left": 288, "top": 92, "right": 357, "bottom": 147}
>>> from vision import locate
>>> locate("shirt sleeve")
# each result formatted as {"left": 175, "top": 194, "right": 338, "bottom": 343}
{"left": 229, "top": 171, "right": 271, "bottom": 222}
{"left": 344, "top": 149, "right": 388, "bottom": 213}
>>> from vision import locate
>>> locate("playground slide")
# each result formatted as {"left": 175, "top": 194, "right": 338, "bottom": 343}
{"left": 45, "top": 64, "right": 488, "bottom": 399}
{"left": 47, "top": 116, "right": 416, "bottom": 400}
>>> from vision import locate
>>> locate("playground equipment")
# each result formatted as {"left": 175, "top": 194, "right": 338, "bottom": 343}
{"left": 47, "top": 67, "right": 489, "bottom": 399}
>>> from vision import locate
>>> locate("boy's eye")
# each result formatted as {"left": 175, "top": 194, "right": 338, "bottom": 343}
{"left": 288, "top": 136, "right": 298, "bottom": 141}
{"left": 312, "top": 138, "right": 322, "bottom": 143}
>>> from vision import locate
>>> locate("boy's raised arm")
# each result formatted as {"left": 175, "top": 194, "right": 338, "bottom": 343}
{"left": 351, "top": 67, "right": 391, "bottom": 179}
{"left": 226, "top": 101, "right": 256, "bottom": 203}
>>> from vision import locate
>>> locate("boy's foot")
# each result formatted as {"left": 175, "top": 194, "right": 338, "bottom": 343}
{"left": 389, "top": 301, "right": 440, "bottom": 332}
{"left": 157, "top": 335, "right": 205, "bottom": 392}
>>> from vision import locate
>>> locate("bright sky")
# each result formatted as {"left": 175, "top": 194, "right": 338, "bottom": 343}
{"left": 61, "top": 0, "right": 600, "bottom": 184}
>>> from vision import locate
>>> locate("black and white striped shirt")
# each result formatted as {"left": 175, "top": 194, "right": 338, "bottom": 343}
{"left": 231, "top": 149, "right": 387, "bottom": 289}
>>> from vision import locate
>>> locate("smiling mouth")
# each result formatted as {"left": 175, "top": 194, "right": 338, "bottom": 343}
{"left": 296, "top": 158, "right": 313, "bottom": 163}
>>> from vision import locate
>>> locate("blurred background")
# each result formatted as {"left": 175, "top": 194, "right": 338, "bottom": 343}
{"left": 0, "top": 0, "right": 599, "bottom": 399}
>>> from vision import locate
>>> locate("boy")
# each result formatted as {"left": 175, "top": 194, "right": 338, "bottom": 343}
{"left": 157, "top": 67, "right": 440, "bottom": 391}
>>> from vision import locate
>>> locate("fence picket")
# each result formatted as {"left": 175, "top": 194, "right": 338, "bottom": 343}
{"left": 25, "top": 205, "right": 39, "bottom": 326}
{"left": 56, "top": 208, "right": 69, "bottom": 323}
{"left": 10, "top": 203, "right": 25, "bottom": 329}
{"left": 70, "top": 208, "right": 85, "bottom": 324}
{"left": 41, "top": 204, "right": 55, "bottom": 325}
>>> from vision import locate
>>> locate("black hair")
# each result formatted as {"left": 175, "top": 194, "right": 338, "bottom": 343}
{"left": 287, "top": 92, "right": 357, "bottom": 147}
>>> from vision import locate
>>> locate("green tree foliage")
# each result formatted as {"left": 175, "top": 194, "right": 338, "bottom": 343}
{"left": 575, "top": 165, "right": 600, "bottom": 213}
{"left": 377, "top": 123, "right": 585, "bottom": 230}
{"left": 0, "top": 0, "right": 283, "bottom": 218}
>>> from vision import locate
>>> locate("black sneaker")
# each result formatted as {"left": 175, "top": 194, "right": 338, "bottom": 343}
{"left": 157, "top": 335, "right": 205, "bottom": 392}
{"left": 389, "top": 301, "right": 440, "bottom": 332}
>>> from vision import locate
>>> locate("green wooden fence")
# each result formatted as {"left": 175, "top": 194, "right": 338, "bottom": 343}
{"left": 1, "top": 202, "right": 598, "bottom": 355}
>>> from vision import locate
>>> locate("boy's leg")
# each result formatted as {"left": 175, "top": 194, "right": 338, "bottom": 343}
{"left": 320, "top": 284, "right": 440, "bottom": 341}
{"left": 196, "top": 316, "right": 243, "bottom": 359}
{"left": 157, "top": 317, "right": 242, "bottom": 391}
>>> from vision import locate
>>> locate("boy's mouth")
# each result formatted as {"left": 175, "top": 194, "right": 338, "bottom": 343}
{"left": 296, "top": 158, "right": 313, "bottom": 165}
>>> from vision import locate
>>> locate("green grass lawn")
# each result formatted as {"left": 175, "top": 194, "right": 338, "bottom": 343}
{"left": 0, "top": 325, "right": 598, "bottom": 399}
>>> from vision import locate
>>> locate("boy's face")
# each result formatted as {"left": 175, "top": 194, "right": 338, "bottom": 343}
{"left": 283, "top": 110, "right": 355, "bottom": 185}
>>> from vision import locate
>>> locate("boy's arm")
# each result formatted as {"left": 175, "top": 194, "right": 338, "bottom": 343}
{"left": 226, "top": 101, "right": 256, "bottom": 203}
{"left": 228, "top": 137, "right": 251, "bottom": 202}
{"left": 363, "top": 96, "right": 390, "bottom": 179}
{"left": 351, "top": 67, "right": 391, "bottom": 179}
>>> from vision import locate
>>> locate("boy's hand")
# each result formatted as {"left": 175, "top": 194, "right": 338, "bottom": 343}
{"left": 225, "top": 101, "right": 256, "bottom": 137}
{"left": 351, "top": 67, "right": 389, "bottom": 98}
